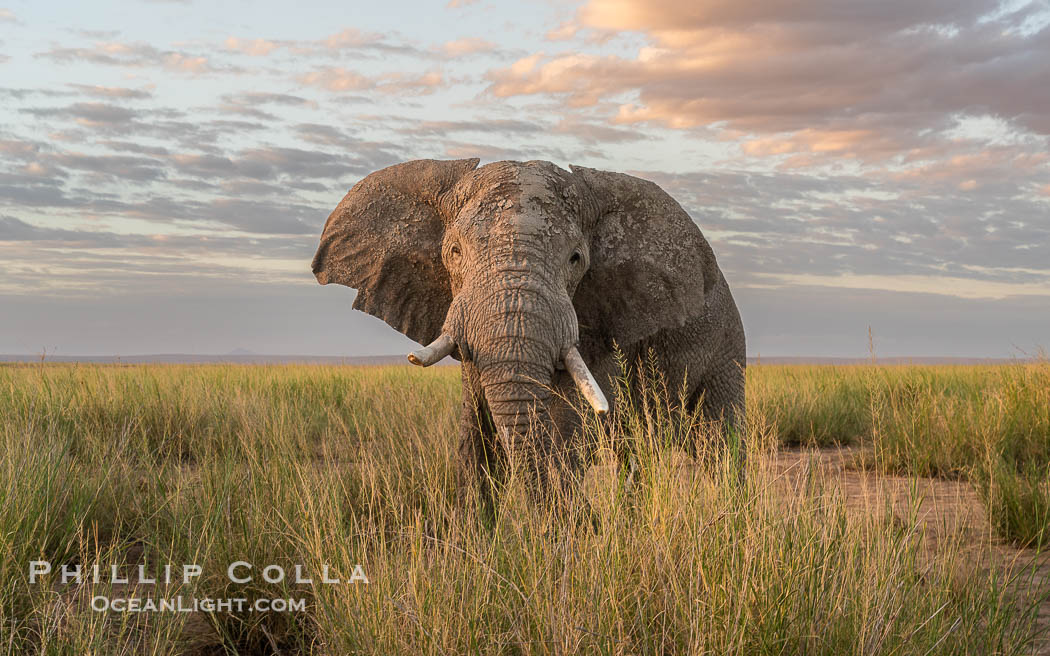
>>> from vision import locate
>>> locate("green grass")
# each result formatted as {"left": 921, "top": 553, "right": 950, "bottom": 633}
{"left": 0, "top": 362, "right": 1047, "bottom": 654}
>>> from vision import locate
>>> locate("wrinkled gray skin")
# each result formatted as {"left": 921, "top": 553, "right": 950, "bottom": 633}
{"left": 312, "top": 159, "right": 745, "bottom": 491}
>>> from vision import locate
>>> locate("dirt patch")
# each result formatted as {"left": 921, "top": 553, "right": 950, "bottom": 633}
{"left": 774, "top": 447, "right": 1050, "bottom": 654}
{"left": 772, "top": 447, "right": 991, "bottom": 542}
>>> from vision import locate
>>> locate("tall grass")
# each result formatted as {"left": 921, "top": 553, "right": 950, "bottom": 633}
{"left": 750, "top": 360, "right": 1050, "bottom": 546}
{"left": 0, "top": 362, "right": 1046, "bottom": 654}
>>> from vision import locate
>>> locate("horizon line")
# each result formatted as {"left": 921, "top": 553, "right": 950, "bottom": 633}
{"left": 0, "top": 354, "right": 1038, "bottom": 365}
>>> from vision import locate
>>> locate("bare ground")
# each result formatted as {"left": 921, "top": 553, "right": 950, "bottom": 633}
{"left": 773, "top": 447, "right": 1050, "bottom": 655}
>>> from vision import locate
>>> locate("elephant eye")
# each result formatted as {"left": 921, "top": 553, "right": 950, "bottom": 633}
{"left": 569, "top": 250, "right": 581, "bottom": 265}
{"left": 449, "top": 244, "right": 461, "bottom": 257}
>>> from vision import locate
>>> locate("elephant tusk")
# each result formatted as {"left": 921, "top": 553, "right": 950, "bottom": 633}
{"left": 563, "top": 347, "right": 609, "bottom": 415}
{"left": 407, "top": 334, "right": 456, "bottom": 367}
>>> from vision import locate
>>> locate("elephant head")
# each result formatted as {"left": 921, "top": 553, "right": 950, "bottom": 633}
{"left": 312, "top": 159, "right": 721, "bottom": 452}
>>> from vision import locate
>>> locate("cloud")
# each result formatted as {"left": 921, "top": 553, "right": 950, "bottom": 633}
{"left": 24, "top": 102, "right": 139, "bottom": 127}
{"left": 18, "top": 100, "right": 278, "bottom": 150}
{"left": 0, "top": 219, "right": 320, "bottom": 303}
{"left": 320, "top": 28, "right": 382, "bottom": 50}
{"left": 297, "top": 68, "right": 369, "bottom": 92}
{"left": 632, "top": 166, "right": 1050, "bottom": 291}
{"left": 97, "top": 141, "right": 170, "bottom": 156}
{"left": 49, "top": 152, "right": 167, "bottom": 182}
{"left": 439, "top": 37, "right": 498, "bottom": 57}
{"left": 171, "top": 146, "right": 352, "bottom": 181}
{"left": 293, "top": 123, "right": 359, "bottom": 146}
{"left": 384, "top": 115, "right": 647, "bottom": 147}
{"left": 577, "top": 0, "right": 992, "bottom": 33}
{"left": 0, "top": 94, "right": 407, "bottom": 243}
{"left": 1, "top": 87, "right": 74, "bottom": 99}
{"left": 0, "top": 8, "right": 15, "bottom": 22}
{"left": 767, "top": 272, "right": 1050, "bottom": 300}
{"left": 67, "top": 84, "right": 153, "bottom": 99}
{"left": 216, "top": 91, "right": 318, "bottom": 119}
{"left": 486, "top": 0, "right": 1050, "bottom": 160}
{"left": 220, "top": 27, "right": 515, "bottom": 65}
{"left": 546, "top": 21, "right": 580, "bottom": 41}
{"left": 292, "top": 123, "right": 404, "bottom": 165}
{"left": 226, "top": 93, "right": 316, "bottom": 108}
{"left": 401, "top": 118, "right": 546, "bottom": 137}
{"left": 297, "top": 68, "right": 445, "bottom": 94}
{"left": 442, "top": 141, "right": 575, "bottom": 162}
{"left": 0, "top": 175, "right": 324, "bottom": 235}
{"left": 319, "top": 28, "right": 423, "bottom": 56}
{"left": 16, "top": 140, "right": 363, "bottom": 189}
{"left": 198, "top": 197, "right": 323, "bottom": 234}
{"left": 39, "top": 41, "right": 237, "bottom": 74}
{"left": 219, "top": 28, "right": 430, "bottom": 61}
{"left": 1, "top": 215, "right": 88, "bottom": 241}
{"left": 0, "top": 217, "right": 240, "bottom": 250}
{"left": 553, "top": 118, "right": 646, "bottom": 144}
{"left": 0, "top": 138, "right": 42, "bottom": 158}
{"left": 223, "top": 36, "right": 282, "bottom": 56}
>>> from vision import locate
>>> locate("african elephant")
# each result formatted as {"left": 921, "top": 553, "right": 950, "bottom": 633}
{"left": 312, "top": 158, "right": 745, "bottom": 490}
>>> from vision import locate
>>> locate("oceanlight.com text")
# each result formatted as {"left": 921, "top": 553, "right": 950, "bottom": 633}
{"left": 90, "top": 595, "right": 308, "bottom": 613}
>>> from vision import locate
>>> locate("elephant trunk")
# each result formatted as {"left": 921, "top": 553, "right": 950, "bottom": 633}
{"left": 478, "top": 322, "right": 560, "bottom": 456}
{"left": 471, "top": 264, "right": 571, "bottom": 459}
{"left": 481, "top": 361, "right": 555, "bottom": 457}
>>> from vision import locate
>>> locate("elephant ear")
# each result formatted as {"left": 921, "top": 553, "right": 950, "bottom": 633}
{"left": 312, "top": 158, "right": 479, "bottom": 345}
{"left": 570, "top": 165, "right": 721, "bottom": 350}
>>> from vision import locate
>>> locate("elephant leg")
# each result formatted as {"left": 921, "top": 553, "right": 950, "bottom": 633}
{"left": 457, "top": 369, "right": 503, "bottom": 507}
{"left": 459, "top": 390, "right": 576, "bottom": 506}
{"left": 527, "top": 392, "right": 592, "bottom": 504}
{"left": 691, "top": 358, "right": 746, "bottom": 455}
{"left": 459, "top": 369, "right": 593, "bottom": 506}
{"left": 494, "top": 402, "right": 586, "bottom": 505}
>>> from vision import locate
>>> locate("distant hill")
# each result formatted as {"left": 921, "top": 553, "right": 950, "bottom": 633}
{"left": 0, "top": 354, "right": 1033, "bottom": 366}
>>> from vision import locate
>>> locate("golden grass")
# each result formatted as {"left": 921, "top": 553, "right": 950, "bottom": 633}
{"left": 0, "top": 361, "right": 1046, "bottom": 654}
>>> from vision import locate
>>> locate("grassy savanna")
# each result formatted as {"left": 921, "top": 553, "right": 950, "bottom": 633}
{"left": 0, "top": 361, "right": 1047, "bottom": 654}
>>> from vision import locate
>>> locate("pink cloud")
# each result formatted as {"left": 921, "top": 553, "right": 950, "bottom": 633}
{"left": 484, "top": 0, "right": 1050, "bottom": 166}
{"left": 440, "top": 37, "right": 497, "bottom": 57}
{"left": 545, "top": 21, "right": 580, "bottom": 41}
{"left": 321, "top": 28, "right": 384, "bottom": 51}
{"left": 224, "top": 37, "right": 281, "bottom": 56}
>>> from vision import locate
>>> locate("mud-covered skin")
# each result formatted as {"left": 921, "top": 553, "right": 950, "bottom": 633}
{"left": 312, "top": 159, "right": 746, "bottom": 491}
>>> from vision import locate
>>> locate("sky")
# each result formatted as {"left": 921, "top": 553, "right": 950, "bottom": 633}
{"left": 1, "top": 0, "right": 1048, "bottom": 358}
